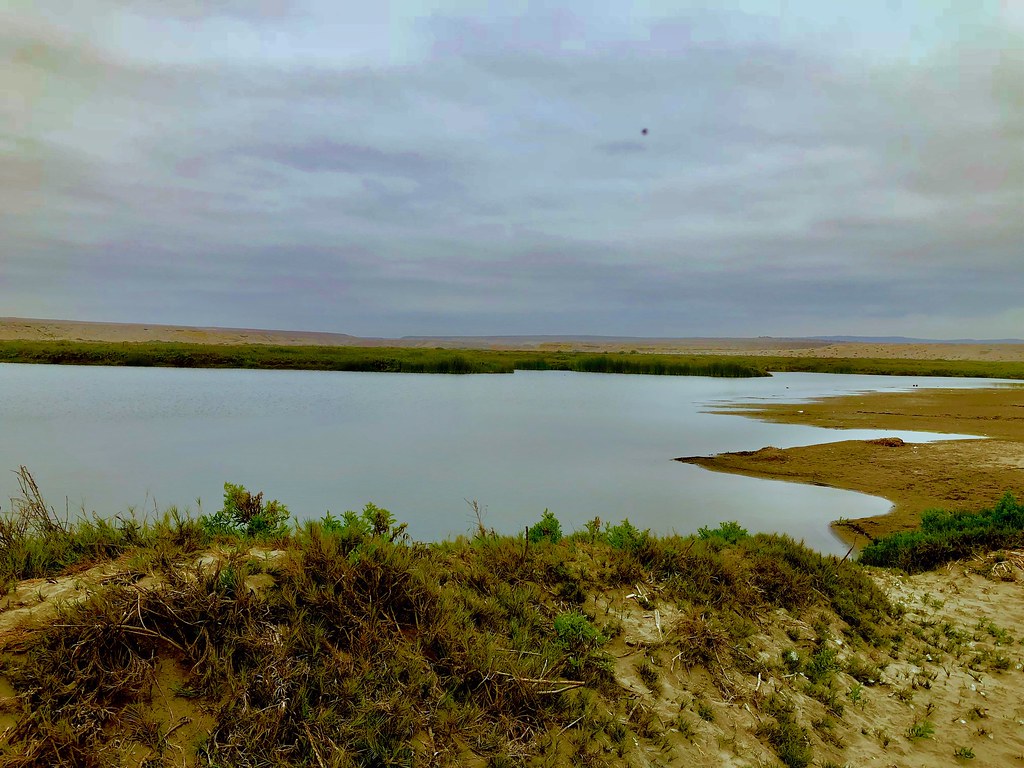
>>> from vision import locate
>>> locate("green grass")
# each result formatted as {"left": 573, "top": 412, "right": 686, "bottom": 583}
{"left": 859, "top": 492, "right": 1024, "bottom": 572}
{"left": 0, "top": 340, "right": 768, "bottom": 377}
{"left": 753, "top": 354, "right": 1024, "bottom": 379}
{"left": 4, "top": 339, "right": 1024, "bottom": 379}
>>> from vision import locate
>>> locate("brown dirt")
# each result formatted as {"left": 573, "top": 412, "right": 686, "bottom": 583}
{"left": 678, "top": 386, "right": 1024, "bottom": 544}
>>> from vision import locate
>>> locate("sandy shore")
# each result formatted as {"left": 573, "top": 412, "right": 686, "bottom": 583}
{"left": 679, "top": 386, "right": 1024, "bottom": 544}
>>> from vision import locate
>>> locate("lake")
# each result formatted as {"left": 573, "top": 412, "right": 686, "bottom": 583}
{"left": 0, "top": 364, "right": 997, "bottom": 555}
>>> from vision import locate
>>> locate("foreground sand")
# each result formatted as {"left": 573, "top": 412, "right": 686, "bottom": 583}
{"left": 3, "top": 547, "right": 1023, "bottom": 766}
{"left": 679, "top": 386, "right": 1024, "bottom": 544}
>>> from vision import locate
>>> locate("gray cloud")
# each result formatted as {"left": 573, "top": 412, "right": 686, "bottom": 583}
{"left": 596, "top": 141, "right": 646, "bottom": 155}
{"left": 2, "top": 2, "right": 1022, "bottom": 337}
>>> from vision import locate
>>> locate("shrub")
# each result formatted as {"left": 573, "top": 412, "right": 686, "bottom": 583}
{"left": 527, "top": 509, "right": 562, "bottom": 544}
{"left": 860, "top": 492, "right": 1024, "bottom": 572}
{"left": 605, "top": 519, "right": 650, "bottom": 552}
{"left": 200, "top": 483, "right": 290, "bottom": 539}
{"left": 697, "top": 520, "right": 749, "bottom": 544}
{"left": 553, "top": 611, "right": 610, "bottom": 679}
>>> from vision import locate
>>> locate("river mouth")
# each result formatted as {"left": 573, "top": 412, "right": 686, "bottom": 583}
{"left": 0, "top": 364, "right": 1015, "bottom": 556}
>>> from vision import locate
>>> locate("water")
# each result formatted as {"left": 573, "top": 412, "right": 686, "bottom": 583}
{"left": 0, "top": 365, "right": 1002, "bottom": 555}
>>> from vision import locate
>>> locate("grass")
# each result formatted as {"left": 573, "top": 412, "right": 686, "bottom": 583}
{"left": 753, "top": 354, "right": 1024, "bottom": 379}
{"left": 0, "top": 477, "right": 906, "bottom": 766}
{"left": 859, "top": 492, "right": 1024, "bottom": 572}
{"left": 0, "top": 467, "right": 205, "bottom": 593}
{"left": 0, "top": 340, "right": 767, "bottom": 378}
{"left": 4, "top": 339, "right": 1024, "bottom": 379}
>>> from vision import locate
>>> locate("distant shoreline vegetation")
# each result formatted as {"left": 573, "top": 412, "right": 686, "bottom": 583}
{"left": 0, "top": 340, "right": 766, "bottom": 377}
{"left": 1, "top": 339, "right": 1023, "bottom": 379}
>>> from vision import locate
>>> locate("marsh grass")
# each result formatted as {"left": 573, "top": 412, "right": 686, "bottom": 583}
{"left": 5, "top": 339, "right": 1024, "bottom": 379}
{"left": 0, "top": 340, "right": 768, "bottom": 378}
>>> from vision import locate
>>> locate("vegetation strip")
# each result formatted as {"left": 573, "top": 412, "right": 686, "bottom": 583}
{"left": 0, "top": 340, "right": 766, "bottom": 377}
{"left": 3, "top": 339, "right": 1024, "bottom": 378}
{"left": 859, "top": 492, "right": 1024, "bottom": 573}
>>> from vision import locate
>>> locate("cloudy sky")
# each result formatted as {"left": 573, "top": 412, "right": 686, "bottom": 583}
{"left": 2, "top": 1, "right": 1022, "bottom": 338}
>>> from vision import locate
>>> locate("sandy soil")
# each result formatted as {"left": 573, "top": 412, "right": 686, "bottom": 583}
{"left": 4, "top": 317, "right": 1024, "bottom": 360}
{"left": 4, "top": 546, "right": 1023, "bottom": 767}
{"left": 679, "top": 386, "right": 1024, "bottom": 544}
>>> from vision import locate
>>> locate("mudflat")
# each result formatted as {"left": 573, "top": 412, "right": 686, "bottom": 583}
{"left": 679, "top": 386, "right": 1024, "bottom": 545}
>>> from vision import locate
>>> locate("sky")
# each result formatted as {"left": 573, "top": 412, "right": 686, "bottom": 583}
{"left": 2, "top": 1, "right": 1022, "bottom": 338}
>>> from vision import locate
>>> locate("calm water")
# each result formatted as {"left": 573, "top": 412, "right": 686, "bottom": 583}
{"left": 0, "top": 364, "right": 999, "bottom": 555}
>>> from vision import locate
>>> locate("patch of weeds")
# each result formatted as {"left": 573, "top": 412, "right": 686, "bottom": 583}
{"left": 635, "top": 657, "right": 660, "bottom": 692}
{"left": 553, "top": 610, "right": 611, "bottom": 681}
{"left": 671, "top": 610, "right": 731, "bottom": 668}
{"left": 782, "top": 649, "right": 802, "bottom": 673}
{"left": 697, "top": 521, "right": 749, "bottom": 545}
{"left": 990, "top": 653, "right": 1012, "bottom": 671}
{"left": 847, "top": 682, "right": 863, "bottom": 705}
{"left": 905, "top": 720, "right": 935, "bottom": 741}
{"left": 805, "top": 645, "right": 840, "bottom": 685}
{"left": 674, "top": 715, "right": 697, "bottom": 742}
{"left": 604, "top": 519, "right": 650, "bottom": 553}
{"left": 812, "top": 716, "right": 843, "bottom": 748}
{"left": 893, "top": 686, "right": 914, "bottom": 703}
{"left": 199, "top": 482, "right": 290, "bottom": 539}
{"left": 694, "top": 698, "right": 715, "bottom": 723}
{"left": 756, "top": 694, "right": 813, "bottom": 768}
{"left": 978, "top": 619, "right": 1013, "bottom": 646}
{"left": 805, "top": 681, "right": 844, "bottom": 716}
{"left": 954, "top": 745, "right": 976, "bottom": 760}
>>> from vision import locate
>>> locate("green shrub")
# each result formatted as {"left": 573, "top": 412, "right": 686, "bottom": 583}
{"left": 860, "top": 492, "right": 1024, "bottom": 572}
{"left": 605, "top": 519, "right": 650, "bottom": 552}
{"left": 199, "top": 483, "right": 290, "bottom": 539}
{"left": 528, "top": 509, "right": 562, "bottom": 544}
{"left": 553, "top": 611, "right": 610, "bottom": 679}
{"left": 697, "top": 520, "right": 749, "bottom": 544}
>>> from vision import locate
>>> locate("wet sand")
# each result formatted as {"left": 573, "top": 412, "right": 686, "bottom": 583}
{"left": 679, "top": 386, "right": 1024, "bottom": 545}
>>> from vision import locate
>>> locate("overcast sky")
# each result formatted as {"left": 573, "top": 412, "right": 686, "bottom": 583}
{"left": 2, "top": 1, "right": 1022, "bottom": 338}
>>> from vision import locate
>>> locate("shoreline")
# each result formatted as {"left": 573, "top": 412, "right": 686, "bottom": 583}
{"left": 678, "top": 385, "right": 1024, "bottom": 545}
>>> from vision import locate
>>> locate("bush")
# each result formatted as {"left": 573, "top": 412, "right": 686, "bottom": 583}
{"left": 527, "top": 509, "right": 562, "bottom": 544}
{"left": 199, "top": 483, "right": 290, "bottom": 539}
{"left": 698, "top": 521, "right": 749, "bottom": 544}
{"left": 605, "top": 519, "right": 650, "bottom": 553}
{"left": 317, "top": 503, "right": 408, "bottom": 553}
{"left": 859, "top": 492, "right": 1024, "bottom": 572}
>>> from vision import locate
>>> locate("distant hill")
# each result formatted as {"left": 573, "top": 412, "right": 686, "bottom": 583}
{"left": 811, "top": 335, "right": 1024, "bottom": 345}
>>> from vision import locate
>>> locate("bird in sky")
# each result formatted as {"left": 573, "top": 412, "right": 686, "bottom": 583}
{"left": 641, "top": 128, "right": 648, "bottom": 136}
